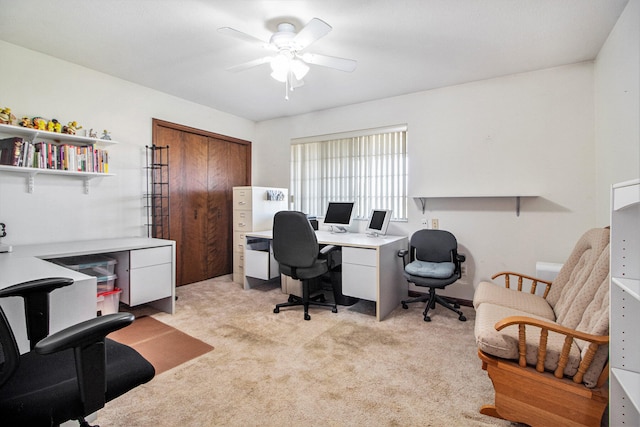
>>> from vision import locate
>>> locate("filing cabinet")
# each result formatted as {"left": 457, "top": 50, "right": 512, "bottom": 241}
{"left": 232, "top": 186, "right": 288, "bottom": 284}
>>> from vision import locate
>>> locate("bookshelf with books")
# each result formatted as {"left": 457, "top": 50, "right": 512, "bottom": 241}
{"left": 0, "top": 123, "right": 117, "bottom": 193}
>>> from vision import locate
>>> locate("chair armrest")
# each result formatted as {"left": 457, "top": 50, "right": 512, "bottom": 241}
{"left": 34, "top": 312, "right": 136, "bottom": 415}
{"left": 35, "top": 312, "right": 134, "bottom": 355}
{"left": 397, "top": 249, "right": 409, "bottom": 267}
{"left": 0, "top": 277, "right": 76, "bottom": 349}
{"left": 319, "top": 244, "right": 338, "bottom": 255}
{"left": 495, "top": 315, "right": 609, "bottom": 386}
{"left": 457, "top": 253, "right": 466, "bottom": 263}
{"left": 491, "top": 271, "right": 553, "bottom": 298}
{"left": 0, "top": 277, "right": 74, "bottom": 298}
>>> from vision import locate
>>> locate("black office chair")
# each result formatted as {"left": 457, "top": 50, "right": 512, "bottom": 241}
{"left": 0, "top": 277, "right": 155, "bottom": 427}
{"left": 272, "top": 211, "right": 338, "bottom": 320}
{"left": 398, "top": 229, "right": 467, "bottom": 322}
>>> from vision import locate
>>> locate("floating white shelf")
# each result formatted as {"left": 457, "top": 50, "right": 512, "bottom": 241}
{"left": 0, "top": 165, "right": 114, "bottom": 194}
{"left": 412, "top": 194, "right": 538, "bottom": 216}
{"left": 0, "top": 123, "right": 118, "bottom": 146}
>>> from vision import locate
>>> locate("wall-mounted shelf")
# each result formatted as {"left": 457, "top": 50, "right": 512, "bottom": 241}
{"left": 0, "top": 123, "right": 119, "bottom": 146}
{"left": 0, "top": 165, "right": 114, "bottom": 194}
{"left": 0, "top": 123, "right": 116, "bottom": 194}
{"left": 413, "top": 194, "right": 538, "bottom": 216}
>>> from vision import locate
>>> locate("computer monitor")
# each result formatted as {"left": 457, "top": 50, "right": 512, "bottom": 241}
{"left": 365, "top": 209, "right": 392, "bottom": 236}
{"left": 323, "top": 202, "right": 354, "bottom": 233}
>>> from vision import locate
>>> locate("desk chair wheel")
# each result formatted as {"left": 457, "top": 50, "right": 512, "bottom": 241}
{"left": 423, "top": 314, "right": 431, "bottom": 322}
{"left": 304, "top": 313, "right": 311, "bottom": 321}
{"left": 332, "top": 307, "right": 338, "bottom": 313}
{"left": 274, "top": 307, "right": 280, "bottom": 313}
{"left": 402, "top": 302, "right": 408, "bottom": 309}
{"left": 287, "top": 295, "right": 296, "bottom": 303}
{"left": 458, "top": 314, "right": 467, "bottom": 321}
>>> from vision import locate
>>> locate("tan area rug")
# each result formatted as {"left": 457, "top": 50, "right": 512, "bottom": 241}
{"left": 108, "top": 315, "right": 214, "bottom": 375}
{"left": 97, "top": 275, "right": 516, "bottom": 426}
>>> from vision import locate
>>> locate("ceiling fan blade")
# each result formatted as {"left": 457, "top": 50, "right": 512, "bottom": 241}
{"left": 217, "top": 27, "right": 272, "bottom": 50}
{"left": 293, "top": 18, "right": 332, "bottom": 50}
{"left": 299, "top": 53, "right": 357, "bottom": 72}
{"left": 226, "top": 56, "right": 272, "bottom": 72}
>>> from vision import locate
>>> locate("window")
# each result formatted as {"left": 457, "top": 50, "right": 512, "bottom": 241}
{"left": 290, "top": 125, "right": 407, "bottom": 221}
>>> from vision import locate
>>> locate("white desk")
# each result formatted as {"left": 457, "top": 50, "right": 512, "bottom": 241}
{"left": 244, "top": 230, "right": 408, "bottom": 321}
{"left": 0, "top": 237, "right": 176, "bottom": 354}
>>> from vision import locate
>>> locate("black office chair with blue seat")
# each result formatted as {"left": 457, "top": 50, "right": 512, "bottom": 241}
{"left": 398, "top": 229, "right": 467, "bottom": 322}
{"left": 0, "top": 277, "right": 155, "bottom": 427}
{"left": 272, "top": 210, "right": 338, "bottom": 320}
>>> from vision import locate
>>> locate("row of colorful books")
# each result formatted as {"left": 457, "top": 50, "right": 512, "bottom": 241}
{"left": 0, "top": 137, "right": 109, "bottom": 173}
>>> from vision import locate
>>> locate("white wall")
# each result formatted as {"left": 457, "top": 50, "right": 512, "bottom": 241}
{"left": 594, "top": 0, "right": 640, "bottom": 225}
{"left": 0, "top": 41, "right": 255, "bottom": 245}
{"left": 255, "top": 63, "right": 597, "bottom": 300}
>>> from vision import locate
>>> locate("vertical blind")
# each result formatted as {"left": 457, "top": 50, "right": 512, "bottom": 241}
{"left": 290, "top": 127, "right": 407, "bottom": 220}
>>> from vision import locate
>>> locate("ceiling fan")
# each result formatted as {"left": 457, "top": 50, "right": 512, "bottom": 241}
{"left": 218, "top": 18, "right": 357, "bottom": 99}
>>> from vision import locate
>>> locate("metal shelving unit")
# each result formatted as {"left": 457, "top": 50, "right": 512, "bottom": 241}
{"left": 145, "top": 145, "right": 170, "bottom": 239}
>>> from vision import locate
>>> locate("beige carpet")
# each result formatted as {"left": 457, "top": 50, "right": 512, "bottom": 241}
{"left": 96, "top": 275, "right": 515, "bottom": 426}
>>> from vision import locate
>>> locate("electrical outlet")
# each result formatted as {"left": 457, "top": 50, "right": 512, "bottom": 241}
{"left": 431, "top": 218, "right": 439, "bottom": 229}
{"left": 421, "top": 217, "right": 427, "bottom": 225}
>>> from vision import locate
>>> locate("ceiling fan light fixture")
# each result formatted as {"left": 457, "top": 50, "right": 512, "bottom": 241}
{"left": 290, "top": 59, "right": 309, "bottom": 80}
{"left": 269, "top": 54, "right": 309, "bottom": 83}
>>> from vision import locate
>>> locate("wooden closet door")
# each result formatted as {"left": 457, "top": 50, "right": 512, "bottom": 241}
{"left": 168, "top": 130, "right": 210, "bottom": 286}
{"left": 153, "top": 119, "right": 250, "bottom": 286}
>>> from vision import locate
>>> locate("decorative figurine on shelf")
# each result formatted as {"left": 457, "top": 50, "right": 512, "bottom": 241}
{"left": 0, "top": 107, "right": 17, "bottom": 125}
{"left": 101, "top": 129, "right": 112, "bottom": 140}
{"left": 63, "top": 121, "right": 82, "bottom": 135}
{"left": 47, "top": 120, "right": 55, "bottom": 132}
{"left": 51, "top": 119, "right": 62, "bottom": 133}
{"left": 19, "top": 116, "right": 33, "bottom": 128}
{"left": 88, "top": 128, "right": 98, "bottom": 138}
{"left": 32, "top": 117, "right": 47, "bottom": 130}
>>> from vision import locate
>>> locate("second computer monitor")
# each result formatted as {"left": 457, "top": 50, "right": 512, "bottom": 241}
{"left": 323, "top": 202, "right": 355, "bottom": 233}
{"left": 366, "top": 209, "right": 392, "bottom": 236}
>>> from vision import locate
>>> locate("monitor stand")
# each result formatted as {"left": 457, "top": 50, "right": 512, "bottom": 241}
{"left": 366, "top": 231, "right": 380, "bottom": 237}
{"left": 330, "top": 226, "right": 348, "bottom": 233}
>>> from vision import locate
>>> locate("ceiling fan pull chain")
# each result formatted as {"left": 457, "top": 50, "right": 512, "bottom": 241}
{"left": 285, "top": 76, "right": 290, "bottom": 100}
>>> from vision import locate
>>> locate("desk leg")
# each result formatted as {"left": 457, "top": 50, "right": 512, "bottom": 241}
{"left": 376, "top": 238, "right": 408, "bottom": 321}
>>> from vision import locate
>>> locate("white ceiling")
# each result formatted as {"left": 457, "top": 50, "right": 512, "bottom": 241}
{"left": 0, "top": 0, "right": 629, "bottom": 122}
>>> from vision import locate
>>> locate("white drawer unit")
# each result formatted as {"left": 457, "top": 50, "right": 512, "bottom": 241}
{"left": 342, "top": 247, "right": 378, "bottom": 301}
{"left": 111, "top": 244, "right": 174, "bottom": 308}
{"left": 232, "top": 186, "right": 287, "bottom": 285}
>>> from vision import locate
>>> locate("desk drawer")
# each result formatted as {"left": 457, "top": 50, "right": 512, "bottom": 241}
{"left": 343, "top": 263, "right": 377, "bottom": 301}
{"left": 343, "top": 247, "right": 377, "bottom": 266}
{"left": 129, "top": 262, "right": 172, "bottom": 306}
{"left": 130, "top": 246, "right": 172, "bottom": 268}
{"left": 245, "top": 247, "right": 279, "bottom": 280}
